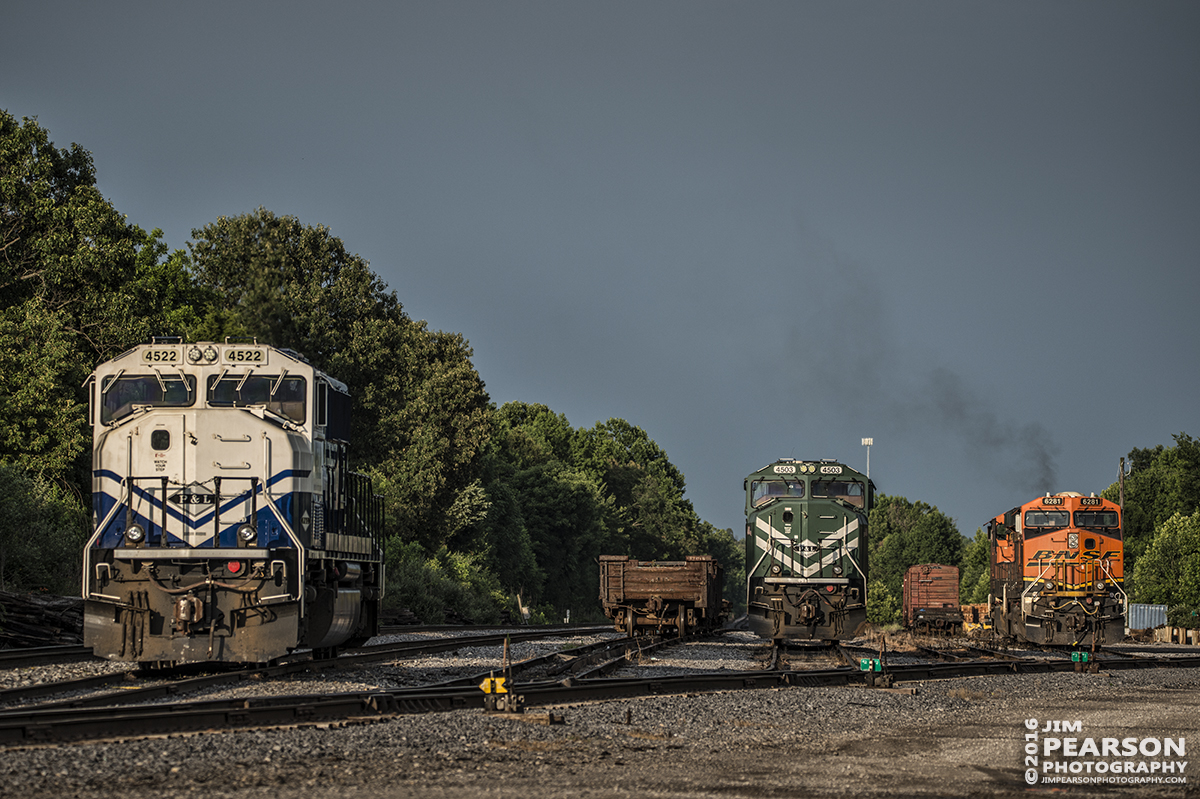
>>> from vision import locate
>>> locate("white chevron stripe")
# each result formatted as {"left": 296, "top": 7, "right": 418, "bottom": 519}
{"left": 754, "top": 516, "right": 798, "bottom": 573}
{"left": 754, "top": 515, "right": 865, "bottom": 578}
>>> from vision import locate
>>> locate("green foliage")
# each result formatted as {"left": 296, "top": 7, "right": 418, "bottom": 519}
{"left": 868, "top": 494, "right": 965, "bottom": 596}
{"left": 571, "top": 419, "right": 693, "bottom": 557}
{"left": 382, "top": 539, "right": 505, "bottom": 624}
{"left": 1102, "top": 433, "right": 1200, "bottom": 588}
{"left": 491, "top": 402, "right": 575, "bottom": 471}
{"left": 481, "top": 404, "right": 743, "bottom": 616}
{"left": 697, "top": 522, "right": 746, "bottom": 614}
{"left": 507, "top": 461, "right": 612, "bottom": 613}
{"left": 0, "top": 463, "right": 89, "bottom": 594}
{"left": 866, "top": 579, "right": 900, "bottom": 625}
{"left": 1, "top": 111, "right": 201, "bottom": 492}
{"left": 1, "top": 115, "right": 732, "bottom": 626}
{"left": 1131, "top": 510, "right": 1200, "bottom": 612}
{"left": 1166, "top": 605, "right": 1200, "bottom": 629}
{"left": 188, "top": 209, "right": 493, "bottom": 551}
{"left": 964, "top": 564, "right": 990, "bottom": 605}
{"left": 958, "top": 528, "right": 990, "bottom": 604}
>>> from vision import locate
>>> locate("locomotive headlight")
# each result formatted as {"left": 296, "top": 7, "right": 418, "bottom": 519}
{"left": 237, "top": 523, "right": 256, "bottom": 543}
{"left": 125, "top": 524, "right": 145, "bottom": 544}
{"left": 1095, "top": 580, "right": 1105, "bottom": 591}
{"left": 203, "top": 345, "right": 218, "bottom": 363}
{"left": 1068, "top": 533, "right": 1079, "bottom": 549}
{"left": 770, "top": 564, "right": 782, "bottom": 575}
{"left": 187, "top": 346, "right": 204, "bottom": 364}
{"left": 833, "top": 564, "right": 844, "bottom": 576}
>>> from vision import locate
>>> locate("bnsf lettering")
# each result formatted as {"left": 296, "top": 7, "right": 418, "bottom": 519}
{"left": 1025, "top": 549, "right": 1120, "bottom": 566}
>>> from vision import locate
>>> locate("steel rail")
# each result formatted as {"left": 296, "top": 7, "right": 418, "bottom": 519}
{"left": 0, "top": 646, "right": 94, "bottom": 670}
{"left": 5, "top": 649, "right": 1200, "bottom": 747}
{"left": 0, "top": 627, "right": 615, "bottom": 713}
{"left": 336, "top": 625, "right": 615, "bottom": 667}
{"left": 378, "top": 622, "right": 616, "bottom": 635}
{"left": 0, "top": 672, "right": 134, "bottom": 705}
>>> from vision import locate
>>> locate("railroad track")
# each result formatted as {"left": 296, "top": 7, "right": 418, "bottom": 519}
{"left": 0, "top": 646, "right": 94, "bottom": 670}
{"left": 5, "top": 632, "right": 1198, "bottom": 747}
{"left": 9, "top": 648, "right": 1200, "bottom": 747}
{"left": 0, "top": 623, "right": 604, "bottom": 673}
{"left": 0, "top": 626, "right": 615, "bottom": 710}
{"left": 0, "top": 627, "right": 694, "bottom": 746}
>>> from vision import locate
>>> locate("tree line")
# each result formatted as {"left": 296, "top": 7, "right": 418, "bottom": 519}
{"left": 864, "top": 433, "right": 1200, "bottom": 627}
{"left": 0, "top": 111, "right": 741, "bottom": 620}
{"left": 4, "top": 110, "right": 1195, "bottom": 627}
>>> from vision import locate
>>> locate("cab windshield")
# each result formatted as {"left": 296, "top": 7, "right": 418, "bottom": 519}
{"left": 1024, "top": 510, "right": 1069, "bottom": 528}
{"left": 811, "top": 480, "right": 864, "bottom": 508}
{"left": 1074, "top": 510, "right": 1119, "bottom": 529}
{"left": 751, "top": 480, "right": 804, "bottom": 506}
{"left": 101, "top": 374, "right": 196, "bottom": 425}
{"left": 207, "top": 375, "right": 307, "bottom": 423}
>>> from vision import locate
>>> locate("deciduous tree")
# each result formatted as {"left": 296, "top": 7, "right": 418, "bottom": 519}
{"left": 1, "top": 111, "right": 197, "bottom": 490}
{"left": 188, "top": 210, "right": 493, "bottom": 549}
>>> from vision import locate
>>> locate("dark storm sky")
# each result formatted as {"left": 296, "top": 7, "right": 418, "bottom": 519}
{"left": 5, "top": 1, "right": 1198, "bottom": 537}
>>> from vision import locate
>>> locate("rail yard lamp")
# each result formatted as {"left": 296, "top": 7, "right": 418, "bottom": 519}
{"left": 861, "top": 438, "right": 873, "bottom": 510}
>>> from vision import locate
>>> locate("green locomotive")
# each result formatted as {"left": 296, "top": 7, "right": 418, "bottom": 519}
{"left": 744, "top": 459, "right": 873, "bottom": 640}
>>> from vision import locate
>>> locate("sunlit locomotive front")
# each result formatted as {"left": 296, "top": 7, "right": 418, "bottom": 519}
{"left": 744, "top": 459, "right": 872, "bottom": 641}
{"left": 82, "top": 339, "right": 384, "bottom": 666}
{"left": 987, "top": 492, "right": 1124, "bottom": 647}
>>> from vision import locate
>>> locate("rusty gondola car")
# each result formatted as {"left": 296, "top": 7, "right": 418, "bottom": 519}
{"left": 902, "top": 563, "right": 963, "bottom": 634}
{"left": 599, "top": 555, "right": 724, "bottom": 636}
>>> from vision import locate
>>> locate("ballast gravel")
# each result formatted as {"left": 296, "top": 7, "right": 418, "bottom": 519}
{"left": 2, "top": 635, "right": 1198, "bottom": 798}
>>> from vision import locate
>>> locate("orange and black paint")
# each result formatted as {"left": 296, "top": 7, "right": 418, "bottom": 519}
{"left": 988, "top": 493, "right": 1124, "bottom": 647}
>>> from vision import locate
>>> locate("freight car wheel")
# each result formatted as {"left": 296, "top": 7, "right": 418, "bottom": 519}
{"left": 676, "top": 611, "right": 686, "bottom": 638}
{"left": 626, "top": 612, "right": 636, "bottom": 638}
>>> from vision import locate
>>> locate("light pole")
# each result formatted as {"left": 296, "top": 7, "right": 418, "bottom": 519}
{"left": 861, "top": 438, "right": 872, "bottom": 510}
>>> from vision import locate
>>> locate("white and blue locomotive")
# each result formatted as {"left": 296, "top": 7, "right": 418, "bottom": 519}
{"left": 82, "top": 339, "right": 384, "bottom": 665}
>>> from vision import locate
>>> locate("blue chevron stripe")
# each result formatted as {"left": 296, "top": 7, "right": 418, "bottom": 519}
{"left": 92, "top": 469, "right": 303, "bottom": 549}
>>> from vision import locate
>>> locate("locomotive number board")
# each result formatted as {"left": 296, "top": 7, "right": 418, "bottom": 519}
{"left": 1042, "top": 496, "right": 1064, "bottom": 505}
{"left": 223, "top": 347, "right": 267, "bottom": 365}
{"left": 141, "top": 348, "right": 181, "bottom": 364}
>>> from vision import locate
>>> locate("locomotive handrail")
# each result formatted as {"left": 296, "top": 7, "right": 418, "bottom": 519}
{"left": 839, "top": 517, "right": 868, "bottom": 582}
{"left": 1100, "top": 560, "right": 1129, "bottom": 606}
{"left": 89, "top": 481, "right": 127, "bottom": 548}
{"left": 745, "top": 540, "right": 771, "bottom": 605}
{"left": 257, "top": 560, "right": 291, "bottom": 603}
{"left": 106, "top": 473, "right": 276, "bottom": 550}
{"left": 1021, "top": 563, "right": 1056, "bottom": 598}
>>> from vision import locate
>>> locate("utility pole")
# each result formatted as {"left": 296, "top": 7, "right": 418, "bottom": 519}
{"left": 1119, "top": 457, "right": 1126, "bottom": 511}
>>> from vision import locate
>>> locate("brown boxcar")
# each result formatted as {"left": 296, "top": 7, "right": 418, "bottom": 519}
{"left": 599, "top": 555, "right": 724, "bottom": 636}
{"left": 902, "top": 563, "right": 963, "bottom": 633}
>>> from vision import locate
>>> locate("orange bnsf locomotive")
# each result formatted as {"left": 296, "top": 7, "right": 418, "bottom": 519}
{"left": 987, "top": 492, "right": 1124, "bottom": 647}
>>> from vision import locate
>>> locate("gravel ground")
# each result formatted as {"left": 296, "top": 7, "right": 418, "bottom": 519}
{"left": 3, "top": 635, "right": 1198, "bottom": 798}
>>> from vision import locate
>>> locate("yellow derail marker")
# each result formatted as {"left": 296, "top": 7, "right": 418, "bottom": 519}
{"left": 479, "top": 676, "right": 507, "bottom": 694}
